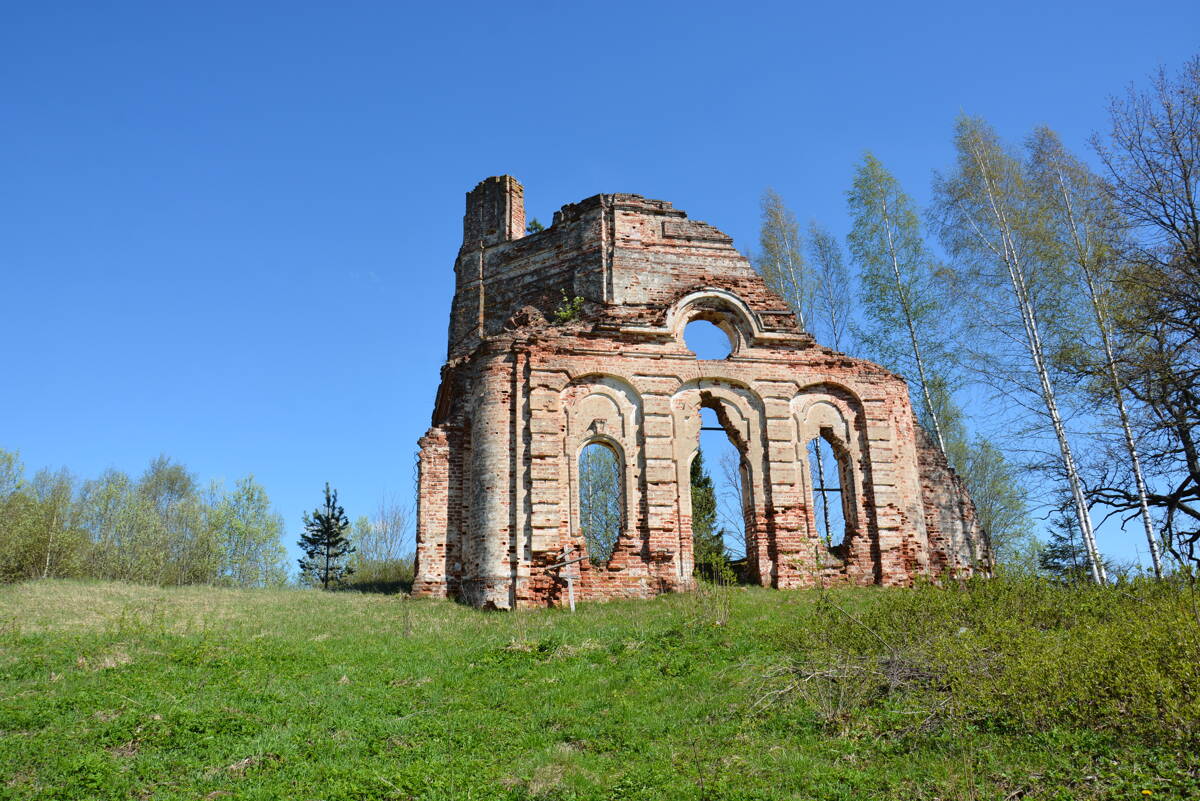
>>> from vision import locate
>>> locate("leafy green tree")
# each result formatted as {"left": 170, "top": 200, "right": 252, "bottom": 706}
{"left": 0, "top": 450, "right": 289, "bottom": 588}
{"left": 690, "top": 448, "right": 727, "bottom": 576}
{"left": 848, "top": 153, "right": 953, "bottom": 455}
{"left": 915, "top": 380, "right": 1033, "bottom": 570}
{"left": 0, "top": 449, "right": 23, "bottom": 498}
{"left": 76, "top": 468, "right": 146, "bottom": 581}
{"left": 0, "top": 450, "right": 36, "bottom": 582}
{"left": 932, "top": 116, "right": 1106, "bottom": 584}
{"left": 351, "top": 515, "right": 372, "bottom": 547}
{"left": 0, "top": 452, "right": 86, "bottom": 581}
{"left": 28, "top": 467, "right": 84, "bottom": 579}
{"left": 957, "top": 437, "right": 1034, "bottom": 567}
{"left": 298, "top": 483, "right": 355, "bottom": 589}
{"left": 135, "top": 456, "right": 218, "bottom": 585}
{"left": 207, "top": 475, "right": 288, "bottom": 587}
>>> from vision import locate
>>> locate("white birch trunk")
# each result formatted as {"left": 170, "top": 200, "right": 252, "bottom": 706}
{"left": 881, "top": 195, "right": 948, "bottom": 456}
{"left": 779, "top": 233, "right": 807, "bottom": 330}
{"left": 1052, "top": 169, "right": 1164, "bottom": 578}
{"left": 42, "top": 509, "right": 57, "bottom": 579}
{"left": 961, "top": 138, "right": 1107, "bottom": 584}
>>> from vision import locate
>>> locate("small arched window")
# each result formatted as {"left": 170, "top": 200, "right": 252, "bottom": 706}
{"left": 807, "top": 435, "right": 851, "bottom": 548}
{"left": 578, "top": 441, "right": 622, "bottom": 564}
{"left": 684, "top": 319, "right": 733, "bottom": 359}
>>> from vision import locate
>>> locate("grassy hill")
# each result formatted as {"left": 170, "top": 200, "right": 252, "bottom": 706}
{"left": 1, "top": 578, "right": 1197, "bottom": 800}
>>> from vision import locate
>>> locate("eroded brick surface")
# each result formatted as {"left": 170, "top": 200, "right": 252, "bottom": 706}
{"left": 413, "top": 176, "right": 990, "bottom": 608}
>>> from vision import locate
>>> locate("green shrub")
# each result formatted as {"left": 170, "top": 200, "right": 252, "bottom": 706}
{"left": 553, "top": 290, "right": 585, "bottom": 323}
{"left": 768, "top": 576, "right": 1200, "bottom": 743}
{"left": 340, "top": 556, "right": 414, "bottom": 594}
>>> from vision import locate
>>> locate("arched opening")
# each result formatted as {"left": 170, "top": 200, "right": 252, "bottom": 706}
{"left": 578, "top": 441, "right": 622, "bottom": 565}
{"left": 807, "top": 433, "right": 851, "bottom": 549}
{"left": 684, "top": 319, "right": 733, "bottom": 359}
{"left": 692, "top": 405, "right": 750, "bottom": 580}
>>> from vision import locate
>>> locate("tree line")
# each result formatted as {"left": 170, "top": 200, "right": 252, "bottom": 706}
{"left": 0, "top": 448, "right": 415, "bottom": 590}
{"left": 0, "top": 449, "right": 289, "bottom": 586}
{"left": 752, "top": 56, "right": 1200, "bottom": 582}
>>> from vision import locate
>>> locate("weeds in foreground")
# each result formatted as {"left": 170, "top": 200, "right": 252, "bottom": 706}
{"left": 688, "top": 556, "right": 736, "bottom": 628}
{"left": 2, "top": 577, "right": 1198, "bottom": 799}
{"left": 759, "top": 576, "right": 1200, "bottom": 746}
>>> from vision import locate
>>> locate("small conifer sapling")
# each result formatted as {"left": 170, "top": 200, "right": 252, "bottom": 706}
{"left": 298, "top": 482, "right": 355, "bottom": 589}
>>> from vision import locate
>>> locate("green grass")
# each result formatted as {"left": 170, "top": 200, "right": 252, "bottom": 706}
{"left": 1, "top": 579, "right": 1197, "bottom": 800}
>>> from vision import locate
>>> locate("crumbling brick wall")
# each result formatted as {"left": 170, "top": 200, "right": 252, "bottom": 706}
{"left": 413, "top": 176, "right": 989, "bottom": 608}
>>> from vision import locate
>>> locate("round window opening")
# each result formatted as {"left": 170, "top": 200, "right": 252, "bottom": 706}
{"left": 684, "top": 319, "right": 733, "bottom": 359}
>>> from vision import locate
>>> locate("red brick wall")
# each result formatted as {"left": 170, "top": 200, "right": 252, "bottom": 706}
{"left": 415, "top": 176, "right": 990, "bottom": 608}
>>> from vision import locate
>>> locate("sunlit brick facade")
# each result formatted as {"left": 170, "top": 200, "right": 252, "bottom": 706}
{"left": 414, "top": 176, "right": 988, "bottom": 608}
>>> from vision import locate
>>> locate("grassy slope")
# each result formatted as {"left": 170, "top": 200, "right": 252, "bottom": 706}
{"left": 0, "top": 580, "right": 1195, "bottom": 800}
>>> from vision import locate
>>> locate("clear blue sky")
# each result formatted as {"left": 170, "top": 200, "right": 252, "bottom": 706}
{"left": 3, "top": 1, "right": 1196, "bottom": 568}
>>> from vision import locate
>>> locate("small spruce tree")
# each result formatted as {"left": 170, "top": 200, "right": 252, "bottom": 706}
{"left": 690, "top": 449, "right": 728, "bottom": 578}
{"left": 298, "top": 483, "right": 355, "bottom": 589}
{"left": 1039, "top": 500, "right": 1097, "bottom": 584}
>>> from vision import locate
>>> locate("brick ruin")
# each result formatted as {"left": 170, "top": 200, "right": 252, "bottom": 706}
{"left": 413, "top": 176, "right": 989, "bottom": 608}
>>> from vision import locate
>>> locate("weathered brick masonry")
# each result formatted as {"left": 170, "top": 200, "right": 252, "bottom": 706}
{"left": 414, "top": 176, "right": 989, "bottom": 608}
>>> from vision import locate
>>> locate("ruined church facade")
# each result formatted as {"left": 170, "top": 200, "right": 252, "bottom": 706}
{"left": 413, "top": 176, "right": 988, "bottom": 608}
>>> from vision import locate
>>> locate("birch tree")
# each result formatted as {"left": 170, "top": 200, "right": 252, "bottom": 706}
{"left": 361, "top": 496, "right": 414, "bottom": 564}
{"left": 207, "top": 475, "right": 288, "bottom": 587}
{"left": 77, "top": 468, "right": 152, "bottom": 581}
{"left": 348, "top": 496, "right": 415, "bottom": 587}
{"left": 137, "top": 456, "right": 217, "bottom": 585}
{"left": 1027, "top": 127, "right": 1164, "bottom": 577}
{"left": 29, "top": 468, "right": 81, "bottom": 579}
{"left": 755, "top": 189, "right": 812, "bottom": 329}
{"left": 807, "top": 222, "right": 854, "bottom": 352}
{"left": 1090, "top": 55, "right": 1200, "bottom": 567}
{"left": 848, "top": 154, "right": 951, "bottom": 455}
{"left": 0, "top": 454, "right": 85, "bottom": 581}
{"left": 0, "top": 451, "right": 290, "bottom": 587}
{"left": 932, "top": 116, "right": 1107, "bottom": 584}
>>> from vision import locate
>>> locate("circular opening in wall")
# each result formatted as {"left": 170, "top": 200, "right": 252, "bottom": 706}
{"left": 684, "top": 319, "right": 733, "bottom": 359}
